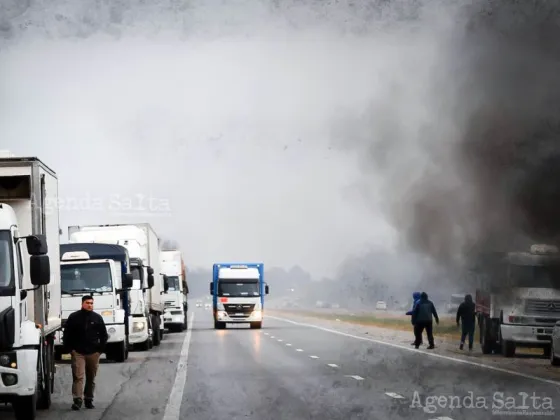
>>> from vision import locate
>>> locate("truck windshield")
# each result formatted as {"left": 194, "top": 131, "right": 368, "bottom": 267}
{"left": 509, "top": 265, "right": 560, "bottom": 288}
{"left": 166, "top": 276, "right": 180, "bottom": 291}
{"left": 218, "top": 280, "right": 260, "bottom": 297}
{"left": 61, "top": 262, "right": 113, "bottom": 294}
{"left": 0, "top": 230, "right": 14, "bottom": 288}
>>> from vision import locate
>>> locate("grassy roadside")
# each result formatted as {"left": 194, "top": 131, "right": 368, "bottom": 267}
{"left": 271, "top": 310, "right": 468, "bottom": 340}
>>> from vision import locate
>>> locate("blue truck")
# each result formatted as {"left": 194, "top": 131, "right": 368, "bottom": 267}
{"left": 210, "top": 263, "right": 269, "bottom": 329}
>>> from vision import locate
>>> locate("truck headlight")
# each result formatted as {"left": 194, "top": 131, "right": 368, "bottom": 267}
{"left": 217, "top": 302, "right": 224, "bottom": 310}
{"left": 254, "top": 302, "right": 262, "bottom": 311}
{"left": 0, "top": 355, "right": 10, "bottom": 366}
{"left": 252, "top": 310, "right": 262, "bottom": 320}
{"left": 1, "top": 373, "right": 17, "bottom": 386}
{"left": 133, "top": 322, "right": 145, "bottom": 332}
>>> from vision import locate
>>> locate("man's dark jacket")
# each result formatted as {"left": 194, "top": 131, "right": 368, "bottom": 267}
{"left": 413, "top": 293, "right": 440, "bottom": 324}
{"left": 63, "top": 309, "right": 109, "bottom": 355}
{"left": 456, "top": 294, "right": 477, "bottom": 327}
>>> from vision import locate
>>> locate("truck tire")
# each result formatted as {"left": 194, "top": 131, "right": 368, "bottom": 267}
{"left": 551, "top": 340, "right": 560, "bottom": 366}
{"left": 152, "top": 316, "right": 161, "bottom": 346}
{"left": 182, "top": 313, "right": 188, "bottom": 331}
{"left": 13, "top": 393, "right": 37, "bottom": 420}
{"left": 501, "top": 340, "right": 515, "bottom": 357}
{"left": 214, "top": 320, "right": 226, "bottom": 329}
{"left": 250, "top": 322, "right": 262, "bottom": 329}
{"left": 137, "top": 339, "right": 150, "bottom": 351}
{"left": 113, "top": 341, "right": 127, "bottom": 363}
{"left": 480, "top": 317, "right": 494, "bottom": 354}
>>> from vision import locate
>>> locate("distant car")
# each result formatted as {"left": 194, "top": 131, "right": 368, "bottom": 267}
{"left": 375, "top": 301, "right": 387, "bottom": 310}
{"left": 551, "top": 321, "right": 560, "bottom": 366}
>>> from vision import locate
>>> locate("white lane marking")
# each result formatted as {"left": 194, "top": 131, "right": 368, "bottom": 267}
{"left": 162, "top": 312, "right": 195, "bottom": 420}
{"left": 286, "top": 343, "right": 292, "bottom": 346}
{"left": 277, "top": 339, "right": 283, "bottom": 342}
{"left": 327, "top": 363, "right": 339, "bottom": 368}
{"left": 271, "top": 336, "right": 275, "bottom": 338}
{"left": 385, "top": 392, "right": 405, "bottom": 399}
{"left": 309, "top": 355, "right": 319, "bottom": 359}
{"left": 346, "top": 375, "right": 364, "bottom": 380}
{"left": 264, "top": 332, "right": 269, "bottom": 335}
{"left": 296, "top": 348, "right": 304, "bottom": 352}
{"left": 268, "top": 316, "right": 560, "bottom": 387}
{"left": 430, "top": 417, "right": 454, "bottom": 420}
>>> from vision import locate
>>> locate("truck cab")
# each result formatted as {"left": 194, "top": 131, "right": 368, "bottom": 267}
{"left": 161, "top": 250, "right": 188, "bottom": 332}
{"left": 210, "top": 263, "right": 269, "bottom": 329}
{"left": 55, "top": 243, "right": 133, "bottom": 362}
{"left": 476, "top": 244, "right": 560, "bottom": 357}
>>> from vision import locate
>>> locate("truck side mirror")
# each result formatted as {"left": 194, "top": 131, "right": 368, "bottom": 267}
{"left": 163, "top": 275, "right": 169, "bottom": 293}
{"left": 209, "top": 281, "right": 213, "bottom": 295}
{"left": 265, "top": 284, "right": 269, "bottom": 295}
{"left": 26, "top": 234, "right": 48, "bottom": 256}
{"left": 30, "top": 255, "right": 50, "bottom": 286}
{"left": 147, "top": 274, "right": 155, "bottom": 289}
{"left": 123, "top": 273, "right": 133, "bottom": 289}
{"left": 147, "top": 266, "right": 154, "bottom": 275}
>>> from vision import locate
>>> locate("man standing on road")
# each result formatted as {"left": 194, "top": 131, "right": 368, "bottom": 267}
{"left": 412, "top": 292, "right": 439, "bottom": 349}
{"left": 406, "top": 292, "right": 422, "bottom": 346}
{"left": 63, "top": 295, "right": 108, "bottom": 411}
{"left": 456, "top": 294, "right": 477, "bottom": 351}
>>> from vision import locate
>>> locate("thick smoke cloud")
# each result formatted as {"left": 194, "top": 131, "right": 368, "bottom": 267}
{"left": 334, "top": 0, "right": 560, "bottom": 271}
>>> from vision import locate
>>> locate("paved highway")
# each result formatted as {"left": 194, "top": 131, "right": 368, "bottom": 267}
{"left": 2, "top": 308, "right": 558, "bottom": 419}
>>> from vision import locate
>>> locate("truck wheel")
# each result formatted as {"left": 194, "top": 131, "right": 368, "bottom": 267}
{"left": 152, "top": 317, "right": 161, "bottom": 346}
{"left": 113, "top": 342, "right": 127, "bottom": 363}
{"left": 480, "top": 318, "right": 493, "bottom": 354}
{"left": 13, "top": 393, "right": 37, "bottom": 420}
{"left": 214, "top": 320, "right": 225, "bottom": 329}
{"left": 502, "top": 340, "right": 515, "bottom": 357}
{"left": 551, "top": 341, "right": 560, "bottom": 366}
{"left": 250, "top": 322, "right": 262, "bottom": 329}
{"left": 543, "top": 345, "right": 551, "bottom": 358}
{"left": 182, "top": 314, "right": 188, "bottom": 331}
{"left": 37, "top": 341, "right": 52, "bottom": 409}
{"left": 138, "top": 339, "right": 150, "bottom": 351}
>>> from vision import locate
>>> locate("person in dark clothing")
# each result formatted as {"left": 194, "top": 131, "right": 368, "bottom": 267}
{"left": 456, "top": 294, "right": 477, "bottom": 351}
{"left": 406, "top": 292, "right": 423, "bottom": 346}
{"left": 63, "top": 295, "right": 108, "bottom": 410}
{"left": 412, "top": 292, "right": 439, "bottom": 349}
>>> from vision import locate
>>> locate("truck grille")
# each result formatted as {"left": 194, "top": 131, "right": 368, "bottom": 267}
{"left": 525, "top": 299, "right": 560, "bottom": 314}
{"left": 223, "top": 304, "right": 255, "bottom": 317}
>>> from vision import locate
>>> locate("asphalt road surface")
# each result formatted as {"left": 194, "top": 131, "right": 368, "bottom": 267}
{"left": 2, "top": 309, "right": 559, "bottom": 419}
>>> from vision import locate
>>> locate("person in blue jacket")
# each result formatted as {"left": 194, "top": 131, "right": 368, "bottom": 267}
{"left": 406, "top": 292, "right": 422, "bottom": 345}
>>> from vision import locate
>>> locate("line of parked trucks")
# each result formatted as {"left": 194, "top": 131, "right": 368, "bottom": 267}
{"left": 0, "top": 154, "right": 188, "bottom": 419}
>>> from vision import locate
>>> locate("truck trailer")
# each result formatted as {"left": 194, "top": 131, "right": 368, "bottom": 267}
{"left": 210, "top": 263, "right": 269, "bottom": 329}
{"left": 0, "top": 156, "right": 61, "bottom": 419}
{"left": 67, "top": 223, "right": 167, "bottom": 346}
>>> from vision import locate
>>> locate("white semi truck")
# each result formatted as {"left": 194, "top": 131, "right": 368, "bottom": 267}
{"left": 474, "top": 244, "right": 560, "bottom": 357}
{"left": 55, "top": 243, "right": 134, "bottom": 362}
{"left": 0, "top": 156, "right": 61, "bottom": 419}
{"left": 161, "top": 250, "right": 188, "bottom": 332}
{"left": 67, "top": 223, "right": 167, "bottom": 346}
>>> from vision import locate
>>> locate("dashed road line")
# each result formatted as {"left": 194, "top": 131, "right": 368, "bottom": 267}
{"left": 345, "top": 375, "right": 364, "bottom": 380}
{"left": 385, "top": 392, "right": 405, "bottom": 399}
{"left": 270, "top": 335, "right": 275, "bottom": 338}
{"left": 277, "top": 339, "right": 283, "bottom": 342}
{"left": 285, "top": 343, "right": 292, "bottom": 346}
{"left": 296, "top": 348, "right": 304, "bottom": 352}
{"left": 309, "top": 355, "right": 319, "bottom": 359}
{"left": 429, "top": 417, "right": 454, "bottom": 420}
{"left": 327, "top": 363, "right": 339, "bottom": 368}
{"left": 268, "top": 315, "right": 560, "bottom": 387}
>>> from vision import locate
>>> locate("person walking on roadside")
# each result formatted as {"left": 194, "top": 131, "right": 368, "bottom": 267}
{"left": 412, "top": 292, "right": 439, "bottom": 349}
{"left": 406, "top": 291, "right": 422, "bottom": 346}
{"left": 63, "top": 295, "right": 108, "bottom": 410}
{"left": 456, "top": 294, "right": 477, "bottom": 351}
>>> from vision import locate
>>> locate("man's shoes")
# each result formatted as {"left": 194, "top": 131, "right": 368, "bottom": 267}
{"left": 427, "top": 345, "right": 435, "bottom": 349}
{"left": 71, "top": 398, "right": 82, "bottom": 410}
{"left": 459, "top": 343, "right": 464, "bottom": 350}
{"left": 85, "top": 399, "right": 95, "bottom": 409}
